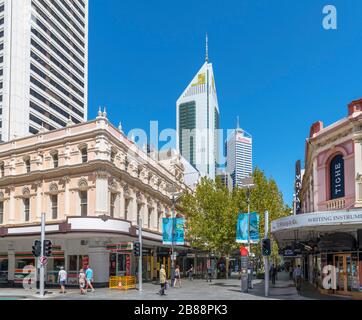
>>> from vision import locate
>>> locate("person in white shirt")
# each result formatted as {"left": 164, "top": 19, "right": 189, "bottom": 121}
{"left": 293, "top": 265, "right": 302, "bottom": 291}
{"left": 58, "top": 266, "right": 67, "bottom": 294}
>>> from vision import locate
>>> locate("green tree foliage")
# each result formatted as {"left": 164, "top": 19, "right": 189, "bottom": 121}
{"left": 181, "top": 167, "right": 290, "bottom": 272}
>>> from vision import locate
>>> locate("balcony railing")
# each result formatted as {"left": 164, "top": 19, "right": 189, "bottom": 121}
{"left": 326, "top": 198, "right": 346, "bottom": 211}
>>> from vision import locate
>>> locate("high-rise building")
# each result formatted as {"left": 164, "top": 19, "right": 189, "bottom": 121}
{"left": 0, "top": 0, "right": 88, "bottom": 142}
{"left": 226, "top": 122, "right": 253, "bottom": 189}
{"left": 176, "top": 36, "right": 220, "bottom": 180}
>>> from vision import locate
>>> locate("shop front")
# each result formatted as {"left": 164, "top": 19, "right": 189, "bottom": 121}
{"left": 272, "top": 209, "right": 362, "bottom": 298}
{"left": 0, "top": 254, "right": 8, "bottom": 285}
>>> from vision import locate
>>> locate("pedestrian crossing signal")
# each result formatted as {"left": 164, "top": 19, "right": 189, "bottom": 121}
{"left": 32, "top": 240, "right": 41, "bottom": 257}
{"left": 134, "top": 242, "right": 140, "bottom": 256}
{"left": 262, "top": 239, "right": 271, "bottom": 256}
{"left": 43, "top": 240, "right": 52, "bottom": 257}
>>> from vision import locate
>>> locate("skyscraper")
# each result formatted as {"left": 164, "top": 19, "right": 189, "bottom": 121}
{"left": 0, "top": 0, "right": 88, "bottom": 142}
{"left": 226, "top": 121, "right": 253, "bottom": 189}
{"left": 176, "top": 36, "right": 220, "bottom": 180}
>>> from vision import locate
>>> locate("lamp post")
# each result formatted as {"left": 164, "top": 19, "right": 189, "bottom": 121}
{"left": 240, "top": 177, "right": 255, "bottom": 290}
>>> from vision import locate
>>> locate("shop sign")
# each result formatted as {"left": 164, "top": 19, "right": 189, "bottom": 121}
{"left": 186, "top": 253, "right": 196, "bottom": 258}
{"left": 272, "top": 210, "right": 362, "bottom": 233}
{"left": 330, "top": 155, "right": 345, "bottom": 200}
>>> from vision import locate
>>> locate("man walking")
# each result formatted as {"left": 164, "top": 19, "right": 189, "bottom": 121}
{"left": 293, "top": 265, "right": 302, "bottom": 291}
{"left": 57, "top": 266, "right": 67, "bottom": 294}
{"left": 187, "top": 264, "right": 194, "bottom": 281}
{"left": 159, "top": 264, "right": 167, "bottom": 296}
{"left": 85, "top": 265, "right": 95, "bottom": 292}
{"left": 270, "top": 264, "right": 277, "bottom": 285}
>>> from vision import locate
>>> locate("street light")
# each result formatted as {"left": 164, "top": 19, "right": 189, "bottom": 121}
{"left": 239, "top": 177, "right": 255, "bottom": 290}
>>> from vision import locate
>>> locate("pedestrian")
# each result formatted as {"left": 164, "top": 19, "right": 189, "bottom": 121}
{"left": 85, "top": 265, "right": 95, "bottom": 292}
{"left": 289, "top": 266, "right": 294, "bottom": 281}
{"left": 271, "top": 264, "right": 277, "bottom": 285}
{"left": 206, "top": 267, "right": 213, "bottom": 282}
{"left": 187, "top": 264, "right": 194, "bottom": 281}
{"left": 79, "top": 269, "right": 86, "bottom": 295}
{"left": 173, "top": 265, "right": 182, "bottom": 288}
{"left": 293, "top": 265, "right": 302, "bottom": 291}
{"left": 159, "top": 264, "right": 167, "bottom": 296}
{"left": 58, "top": 266, "right": 67, "bottom": 294}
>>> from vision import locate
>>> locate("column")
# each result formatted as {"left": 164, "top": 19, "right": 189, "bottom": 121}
{"left": 35, "top": 181, "right": 42, "bottom": 222}
{"left": 355, "top": 139, "right": 362, "bottom": 204}
{"left": 130, "top": 191, "right": 138, "bottom": 225}
{"left": 7, "top": 249, "right": 15, "bottom": 285}
{"left": 8, "top": 186, "right": 15, "bottom": 223}
{"left": 119, "top": 184, "right": 125, "bottom": 219}
{"left": 63, "top": 176, "right": 70, "bottom": 218}
{"left": 95, "top": 171, "right": 109, "bottom": 216}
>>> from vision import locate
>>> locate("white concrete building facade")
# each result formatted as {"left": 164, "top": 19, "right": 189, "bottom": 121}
{"left": 0, "top": 0, "right": 88, "bottom": 142}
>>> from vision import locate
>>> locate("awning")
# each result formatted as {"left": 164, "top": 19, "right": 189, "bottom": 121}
{"left": 271, "top": 209, "right": 362, "bottom": 248}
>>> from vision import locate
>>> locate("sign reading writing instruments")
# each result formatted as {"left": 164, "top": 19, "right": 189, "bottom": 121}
{"left": 271, "top": 211, "right": 362, "bottom": 232}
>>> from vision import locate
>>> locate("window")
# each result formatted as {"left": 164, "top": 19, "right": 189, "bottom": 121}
{"left": 0, "top": 162, "right": 4, "bottom": 177}
{"left": 0, "top": 201, "right": 3, "bottom": 224}
{"left": 110, "top": 193, "right": 116, "bottom": 218}
{"left": 24, "top": 198, "right": 30, "bottom": 222}
{"left": 125, "top": 198, "right": 130, "bottom": 220}
{"left": 137, "top": 204, "right": 142, "bottom": 225}
{"left": 24, "top": 158, "right": 31, "bottom": 173}
{"left": 51, "top": 195, "right": 58, "bottom": 219}
{"left": 148, "top": 208, "right": 152, "bottom": 229}
{"left": 157, "top": 212, "right": 161, "bottom": 231}
{"left": 80, "top": 191, "right": 87, "bottom": 216}
{"left": 52, "top": 152, "right": 59, "bottom": 168}
{"left": 80, "top": 147, "right": 87, "bottom": 163}
{"left": 111, "top": 150, "right": 116, "bottom": 163}
{"left": 330, "top": 154, "right": 345, "bottom": 200}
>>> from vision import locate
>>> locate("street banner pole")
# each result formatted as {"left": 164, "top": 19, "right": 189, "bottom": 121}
{"left": 40, "top": 212, "right": 45, "bottom": 297}
{"left": 264, "top": 210, "right": 269, "bottom": 297}
{"left": 138, "top": 217, "right": 143, "bottom": 292}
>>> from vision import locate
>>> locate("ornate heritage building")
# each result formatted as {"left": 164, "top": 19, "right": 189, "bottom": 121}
{"left": 0, "top": 109, "right": 188, "bottom": 286}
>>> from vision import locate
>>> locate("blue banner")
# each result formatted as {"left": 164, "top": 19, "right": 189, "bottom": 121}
{"left": 162, "top": 218, "right": 185, "bottom": 245}
{"left": 249, "top": 212, "right": 260, "bottom": 244}
{"left": 236, "top": 213, "right": 248, "bottom": 244}
{"left": 236, "top": 212, "right": 260, "bottom": 244}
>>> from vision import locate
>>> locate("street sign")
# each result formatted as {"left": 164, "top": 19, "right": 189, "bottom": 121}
{"left": 39, "top": 256, "right": 48, "bottom": 266}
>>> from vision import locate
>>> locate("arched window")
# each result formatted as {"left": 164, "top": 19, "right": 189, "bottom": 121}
{"left": 330, "top": 154, "right": 345, "bottom": 200}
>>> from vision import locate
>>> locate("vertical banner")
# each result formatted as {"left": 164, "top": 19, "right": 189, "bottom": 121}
{"left": 174, "top": 218, "right": 185, "bottom": 245}
{"left": 162, "top": 218, "right": 173, "bottom": 245}
{"left": 162, "top": 218, "right": 185, "bottom": 245}
{"left": 249, "top": 212, "right": 260, "bottom": 244}
{"left": 236, "top": 213, "right": 248, "bottom": 244}
{"left": 236, "top": 212, "right": 260, "bottom": 244}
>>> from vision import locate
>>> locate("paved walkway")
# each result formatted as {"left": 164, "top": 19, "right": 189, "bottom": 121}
{"left": 0, "top": 272, "right": 351, "bottom": 300}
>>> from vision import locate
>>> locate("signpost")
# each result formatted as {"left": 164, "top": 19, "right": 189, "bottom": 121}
{"left": 240, "top": 246, "right": 249, "bottom": 293}
{"left": 39, "top": 212, "right": 45, "bottom": 297}
{"left": 264, "top": 211, "right": 269, "bottom": 297}
{"left": 138, "top": 217, "right": 143, "bottom": 292}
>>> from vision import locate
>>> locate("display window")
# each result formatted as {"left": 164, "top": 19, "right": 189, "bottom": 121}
{"left": 67, "top": 255, "right": 89, "bottom": 285}
{"left": 0, "top": 254, "right": 8, "bottom": 284}
{"left": 109, "top": 252, "right": 131, "bottom": 277}
{"left": 14, "top": 253, "right": 36, "bottom": 284}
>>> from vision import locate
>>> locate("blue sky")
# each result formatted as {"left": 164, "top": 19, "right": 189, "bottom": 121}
{"left": 88, "top": 0, "right": 362, "bottom": 206}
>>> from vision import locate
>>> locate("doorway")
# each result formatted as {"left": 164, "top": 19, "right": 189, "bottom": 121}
{"left": 333, "top": 254, "right": 352, "bottom": 294}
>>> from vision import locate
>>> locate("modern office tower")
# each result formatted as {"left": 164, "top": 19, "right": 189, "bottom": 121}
{"left": 176, "top": 36, "right": 220, "bottom": 180}
{"left": 226, "top": 121, "right": 253, "bottom": 189}
{"left": 0, "top": 0, "right": 88, "bottom": 142}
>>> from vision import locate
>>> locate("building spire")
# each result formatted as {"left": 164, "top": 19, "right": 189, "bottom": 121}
{"left": 236, "top": 116, "right": 240, "bottom": 129}
{"left": 205, "top": 33, "right": 209, "bottom": 63}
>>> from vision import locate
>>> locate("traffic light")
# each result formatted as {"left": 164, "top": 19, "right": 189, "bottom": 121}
{"left": 262, "top": 239, "right": 271, "bottom": 256}
{"left": 43, "top": 240, "right": 52, "bottom": 257}
{"left": 133, "top": 242, "right": 140, "bottom": 256}
{"left": 32, "top": 240, "right": 41, "bottom": 257}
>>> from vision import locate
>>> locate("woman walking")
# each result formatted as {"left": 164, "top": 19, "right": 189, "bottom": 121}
{"left": 173, "top": 265, "right": 182, "bottom": 288}
{"left": 159, "top": 264, "right": 167, "bottom": 296}
{"left": 79, "top": 269, "right": 86, "bottom": 295}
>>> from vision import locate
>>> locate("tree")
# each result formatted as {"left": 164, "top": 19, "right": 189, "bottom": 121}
{"left": 181, "top": 167, "right": 290, "bottom": 277}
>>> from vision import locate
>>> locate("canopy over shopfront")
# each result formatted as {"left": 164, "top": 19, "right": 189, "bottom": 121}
{"left": 271, "top": 209, "right": 362, "bottom": 249}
